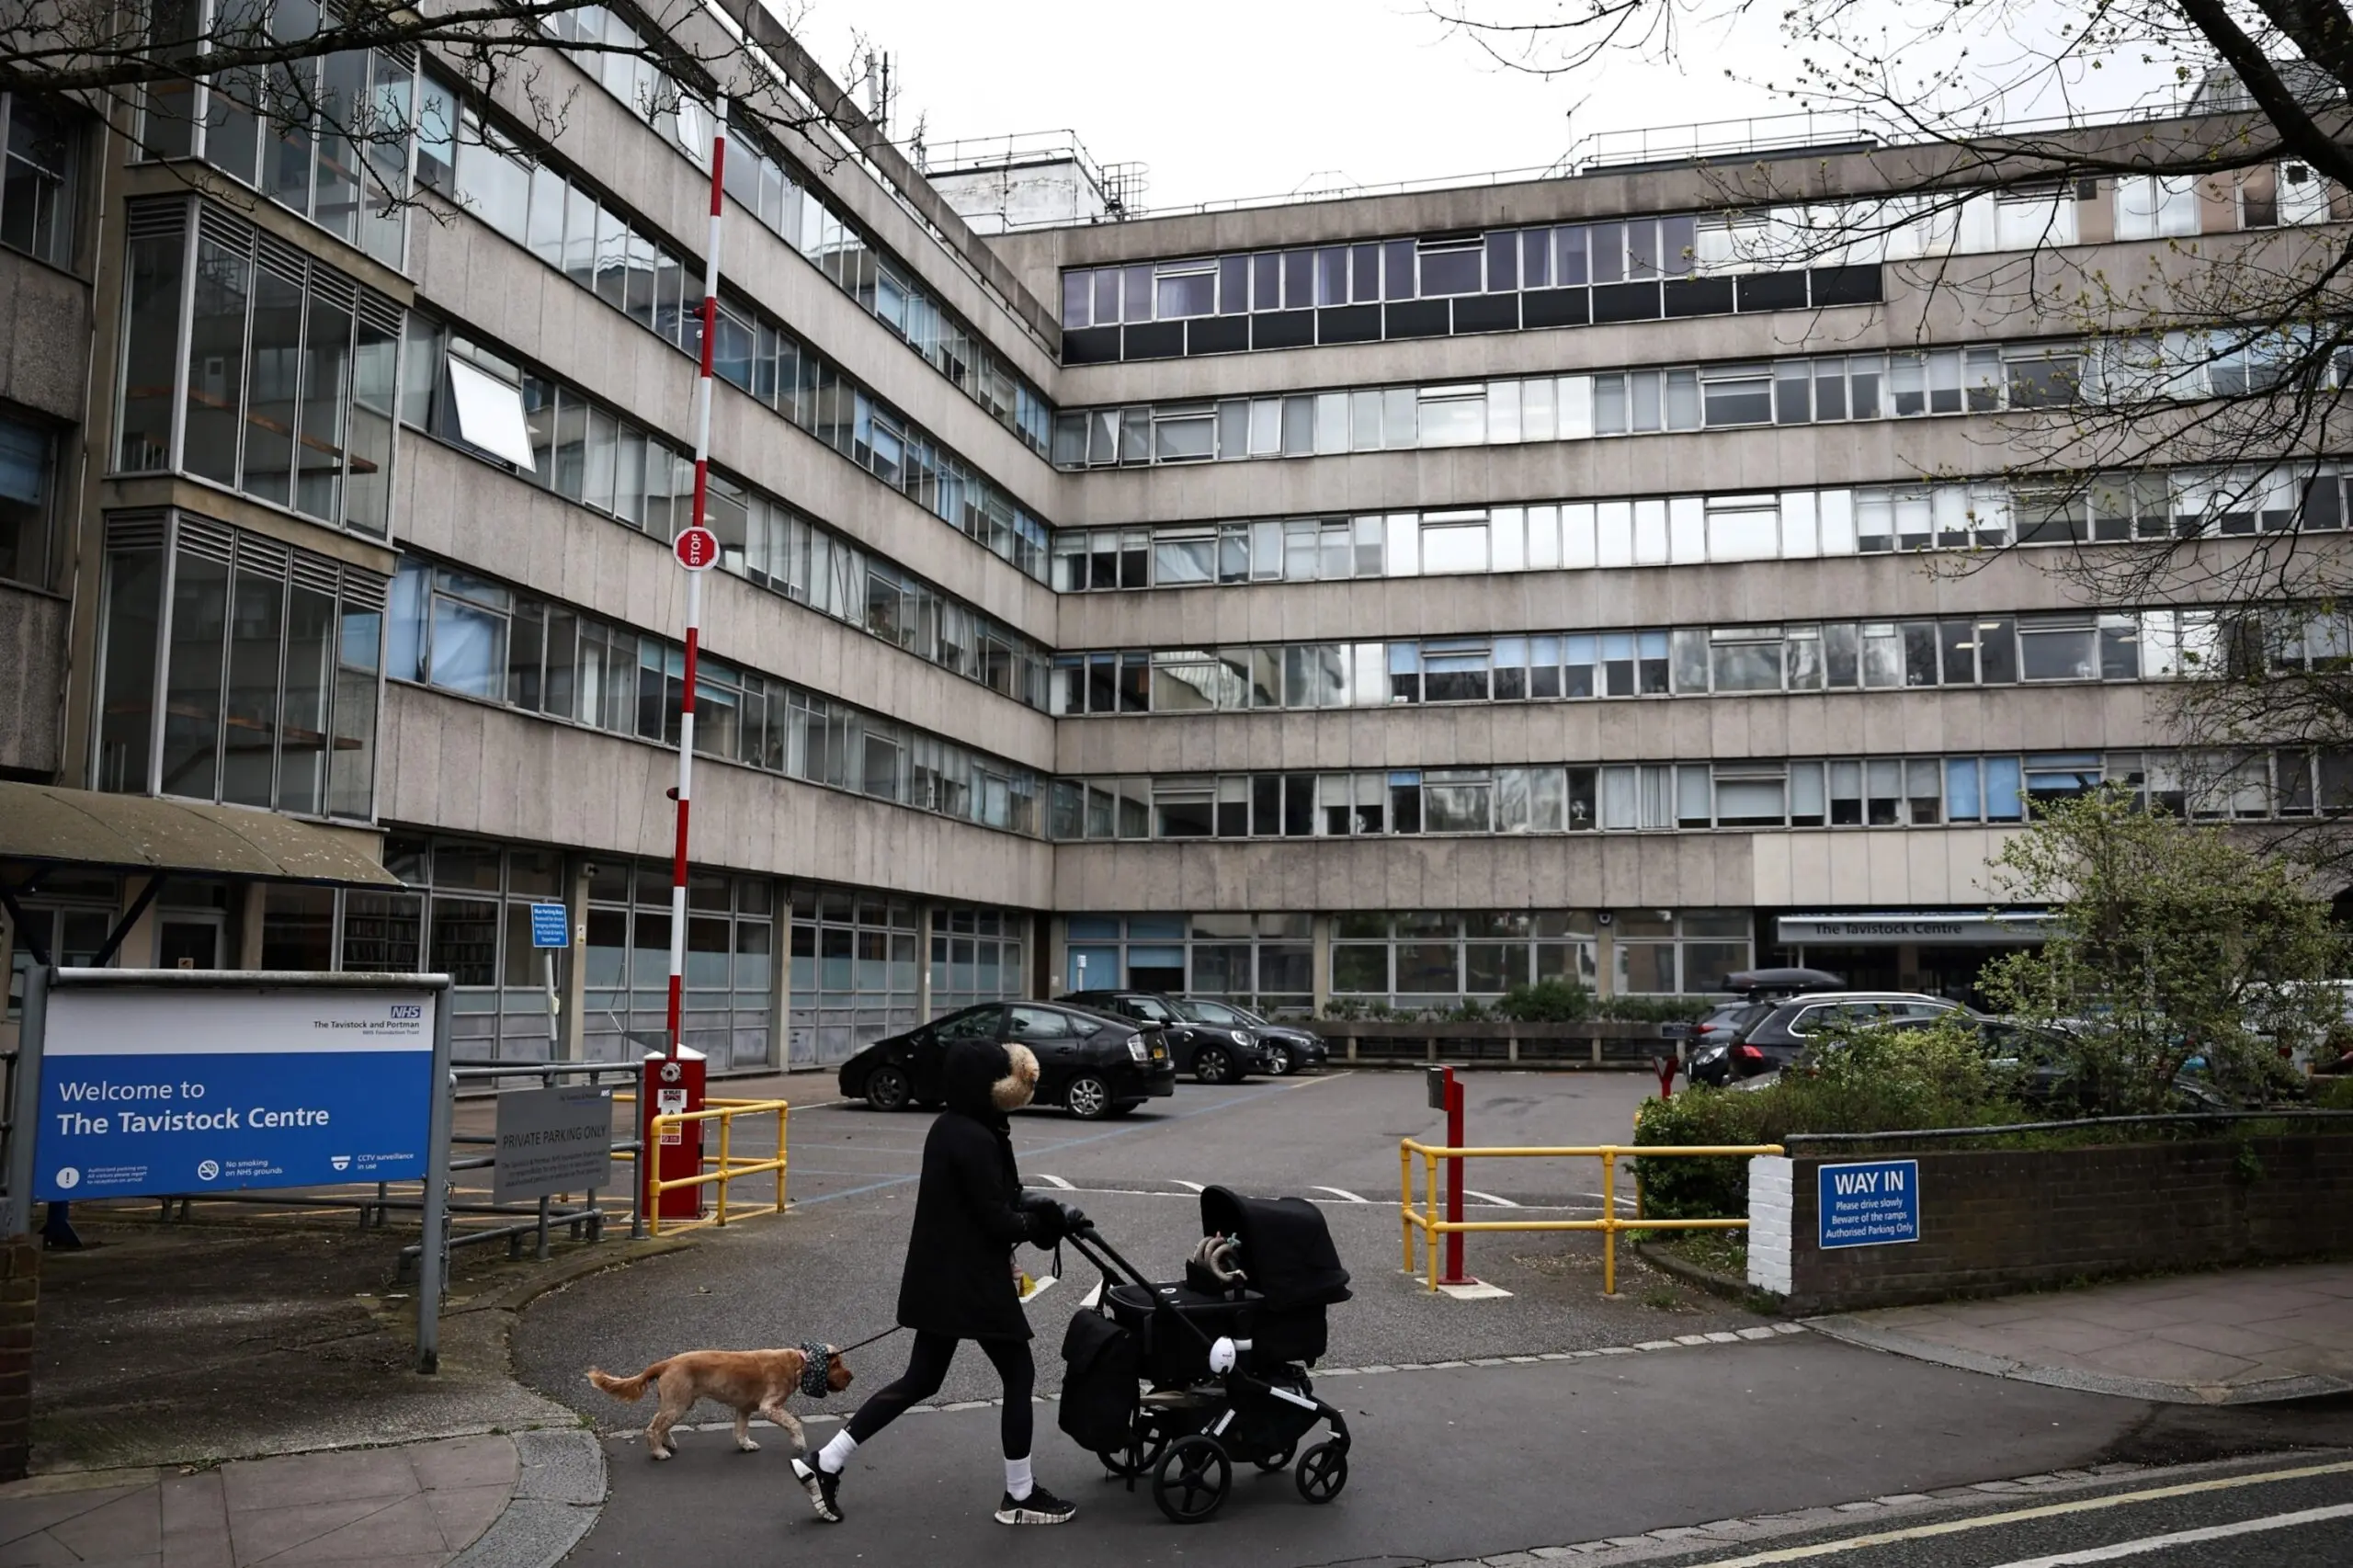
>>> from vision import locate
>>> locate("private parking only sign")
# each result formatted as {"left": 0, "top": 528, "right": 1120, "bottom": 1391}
{"left": 34, "top": 986, "right": 438, "bottom": 1200}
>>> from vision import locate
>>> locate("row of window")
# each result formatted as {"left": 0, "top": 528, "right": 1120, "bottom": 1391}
{"left": 1328, "top": 908, "right": 1752, "bottom": 999}
{"left": 1049, "top": 607, "right": 2248, "bottom": 717}
{"left": 1055, "top": 169, "right": 2334, "bottom": 361}
{"left": 90, "top": 512, "right": 383, "bottom": 820}
{"left": 117, "top": 199, "right": 403, "bottom": 537}
{"left": 1060, "top": 266, "right": 1878, "bottom": 364}
{"left": 2, "top": 93, "right": 76, "bottom": 271}
{"left": 137, "top": 9, "right": 410, "bottom": 270}
{"left": 396, "top": 313, "right": 1052, "bottom": 710}
{"left": 547, "top": 3, "right": 1059, "bottom": 434}
{"left": 1051, "top": 467, "right": 2353, "bottom": 591}
{"left": 386, "top": 555, "right": 1051, "bottom": 835}
{"left": 1050, "top": 329, "right": 2323, "bottom": 470}
{"left": 1050, "top": 750, "right": 2347, "bottom": 842}
{"left": 717, "top": 110, "right": 1052, "bottom": 455}
{"left": 419, "top": 80, "right": 1054, "bottom": 580}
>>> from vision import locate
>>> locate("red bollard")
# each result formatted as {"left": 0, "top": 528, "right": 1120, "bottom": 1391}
{"left": 1654, "top": 1053, "right": 1678, "bottom": 1100}
{"left": 641, "top": 1047, "right": 706, "bottom": 1222}
{"left": 1443, "top": 1065, "right": 1468, "bottom": 1286}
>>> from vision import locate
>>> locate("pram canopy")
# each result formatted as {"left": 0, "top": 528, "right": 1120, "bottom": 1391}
{"left": 1201, "top": 1186, "right": 1352, "bottom": 1309}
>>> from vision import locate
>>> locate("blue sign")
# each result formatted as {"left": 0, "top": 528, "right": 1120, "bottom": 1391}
{"left": 529, "top": 903, "right": 571, "bottom": 949}
{"left": 1818, "top": 1159, "right": 1920, "bottom": 1249}
{"left": 34, "top": 985, "right": 438, "bottom": 1201}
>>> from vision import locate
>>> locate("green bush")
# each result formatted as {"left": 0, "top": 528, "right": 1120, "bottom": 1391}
{"left": 1597, "top": 995, "right": 1714, "bottom": 1024}
{"left": 2316, "top": 1074, "right": 2353, "bottom": 1111}
{"left": 1495, "top": 978, "right": 1596, "bottom": 1022}
{"left": 1632, "top": 1016, "right": 2034, "bottom": 1218}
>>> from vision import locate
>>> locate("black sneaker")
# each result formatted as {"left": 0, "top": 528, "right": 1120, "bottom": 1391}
{"left": 995, "top": 1483, "right": 1076, "bottom": 1525}
{"left": 791, "top": 1456, "right": 844, "bottom": 1523}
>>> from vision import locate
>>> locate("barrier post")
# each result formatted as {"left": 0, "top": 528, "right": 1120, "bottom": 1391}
{"left": 1600, "top": 1149, "right": 1619, "bottom": 1298}
{"left": 1442, "top": 1066, "right": 1469, "bottom": 1286}
{"left": 1399, "top": 1140, "right": 1414, "bottom": 1275}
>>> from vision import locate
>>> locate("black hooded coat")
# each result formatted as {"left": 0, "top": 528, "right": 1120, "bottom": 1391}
{"left": 894, "top": 1040, "right": 1050, "bottom": 1341}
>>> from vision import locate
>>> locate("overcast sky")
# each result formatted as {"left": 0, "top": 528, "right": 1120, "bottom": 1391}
{"left": 780, "top": 0, "right": 2186, "bottom": 215}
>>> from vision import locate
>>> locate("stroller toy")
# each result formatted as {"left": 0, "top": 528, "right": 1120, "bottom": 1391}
{"left": 1056, "top": 1186, "right": 1354, "bottom": 1523}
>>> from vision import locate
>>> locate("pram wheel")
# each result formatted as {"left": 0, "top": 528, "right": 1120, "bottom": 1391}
{"left": 1295, "top": 1440, "right": 1348, "bottom": 1504}
{"left": 1151, "top": 1434, "right": 1231, "bottom": 1524}
{"left": 1253, "top": 1445, "right": 1294, "bottom": 1473}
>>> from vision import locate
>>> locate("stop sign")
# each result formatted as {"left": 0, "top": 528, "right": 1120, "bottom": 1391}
{"left": 673, "top": 526, "right": 720, "bottom": 570}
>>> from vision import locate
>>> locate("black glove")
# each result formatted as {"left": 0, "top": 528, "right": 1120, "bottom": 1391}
{"left": 1055, "top": 1201, "right": 1090, "bottom": 1237}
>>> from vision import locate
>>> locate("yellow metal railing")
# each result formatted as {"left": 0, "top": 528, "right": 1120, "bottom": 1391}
{"left": 644, "top": 1098, "right": 791, "bottom": 1235}
{"left": 1399, "top": 1140, "right": 1782, "bottom": 1295}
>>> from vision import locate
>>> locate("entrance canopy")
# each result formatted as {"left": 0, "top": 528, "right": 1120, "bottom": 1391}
{"left": 1776, "top": 911, "right": 2053, "bottom": 947}
{"left": 0, "top": 782, "right": 400, "bottom": 888}
{"left": 0, "top": 782, "right": 401, "bottom": 969}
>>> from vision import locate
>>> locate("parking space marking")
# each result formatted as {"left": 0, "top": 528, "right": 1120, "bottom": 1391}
{"left": 1683, "top": 1457, "right": 2353, "bottom": 1566}
{"left": 1981, "top": 1502, "right": 2353, "bottom": 1566}
{"left": 1173, "top": 1180, "right": 1205, "bottom": 1192}
{"left": 1463, "top": 1188, "right": 1519, "bottom": 1207}
{"left": 1033, "top": 1173, "right": 1074, "bottom": 1189}
{"left": 1311, "top": 1185, "right": 1370, "bottom": 1202}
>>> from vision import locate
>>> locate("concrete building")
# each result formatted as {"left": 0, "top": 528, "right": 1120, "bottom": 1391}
{"left": 1, "top": 17, "right": 2341, "bottom": 1070}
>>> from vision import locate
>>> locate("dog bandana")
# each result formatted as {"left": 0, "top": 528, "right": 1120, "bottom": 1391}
{"left": 799, "top": 1342, "right": 834, "bottom": 1399}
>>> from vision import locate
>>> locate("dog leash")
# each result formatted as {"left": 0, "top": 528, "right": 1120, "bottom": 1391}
{"left": 835, "top": 1324, "right": 906, "bottom": 1356}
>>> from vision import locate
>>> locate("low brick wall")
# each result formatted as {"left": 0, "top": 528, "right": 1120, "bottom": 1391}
{"left": 0, "top": 1235, "right": 33, "bottom": 1480}
{"left": 1746, "top": 1135, "right": 2353, "bottom": 1315}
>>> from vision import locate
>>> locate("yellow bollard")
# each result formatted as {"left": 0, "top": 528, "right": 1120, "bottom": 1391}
{"left": 1400, "top": 1141, "right": 1415, "bottom": 1276}
{"left": 717, "top": 1110, "right": 733, "bottom": 1227}
{"left": 1601, "top": 1149, "right": 1618, "bottom": 1297}
{"left": 1425, "top": 1148, "right": 1440, "bottom": 1292}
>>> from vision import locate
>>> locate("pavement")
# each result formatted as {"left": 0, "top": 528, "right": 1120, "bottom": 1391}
{"left": 1809, "top": 1262, "right": 2353, "bottom": 1404}
{"left": 0, "top": 1430, "right": 602, "bottom": 1568}
{"left": 26, "top": 1066, "right": 2353, "bottom": 1568}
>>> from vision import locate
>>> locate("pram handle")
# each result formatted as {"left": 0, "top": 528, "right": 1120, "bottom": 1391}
{"left": 1062, "top": 1223, "right": 1233, "bottom": 1353}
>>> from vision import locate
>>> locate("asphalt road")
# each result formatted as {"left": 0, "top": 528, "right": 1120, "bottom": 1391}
{"left": 520, "top": 1066, "right": 2353, "bottom": 1564}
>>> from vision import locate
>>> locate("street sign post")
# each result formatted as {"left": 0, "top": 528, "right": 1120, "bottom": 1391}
{"left": 529, "top": 901, "right": 568, "bottom": 1053}
{"left": 1817, "top": 1158, "right": 1921, "bottom": 1249}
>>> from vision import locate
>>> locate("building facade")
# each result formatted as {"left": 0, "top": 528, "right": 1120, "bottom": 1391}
{"left": 1, "top": 16, "right": 2343, "bottom": 1067}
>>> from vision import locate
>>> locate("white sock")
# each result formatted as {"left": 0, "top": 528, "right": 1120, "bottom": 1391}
{"left": 816, "top": 1431, "right": 858, "bottom": 1474}
{"left": 1005, "top": 1454, "right": 1033, "bottom": 1501}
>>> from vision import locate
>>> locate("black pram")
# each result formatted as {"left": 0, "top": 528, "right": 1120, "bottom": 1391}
{"left": 1056, "top": 1186, "right": 1354, "bottom": 1523}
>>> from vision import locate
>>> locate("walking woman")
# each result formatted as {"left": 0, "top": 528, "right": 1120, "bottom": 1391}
{"left": 793, "top": 1037, "right": 1086, "bottom": 1526}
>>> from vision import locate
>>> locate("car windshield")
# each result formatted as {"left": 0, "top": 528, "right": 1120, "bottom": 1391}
{"left": 1122, "top": 995, "right": 1176, "bottom": 1022}
{"left": 1173, "top": 999, "right": 1244, "bottom": 1025}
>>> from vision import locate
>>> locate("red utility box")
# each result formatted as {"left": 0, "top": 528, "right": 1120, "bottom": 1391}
{"left": 640, "top": 1047, "right": 706, "bottom": 1221}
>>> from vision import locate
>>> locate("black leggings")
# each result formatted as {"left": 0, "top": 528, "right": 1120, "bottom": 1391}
{"left": 845, "top": 1331, "right": 1035, "bottom": 1458}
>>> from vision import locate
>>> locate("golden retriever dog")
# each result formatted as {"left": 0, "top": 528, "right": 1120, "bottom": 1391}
{"left": 589, "top": 1346, "right": 852, "bottom": 1459}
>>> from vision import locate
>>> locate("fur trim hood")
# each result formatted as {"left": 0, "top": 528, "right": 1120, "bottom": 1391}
{"left": 992, "top": 1043, "right": 1039, "bottom": 1111}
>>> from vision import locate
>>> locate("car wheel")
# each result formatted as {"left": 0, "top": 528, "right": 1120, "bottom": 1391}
{"left": 1064, "top": 1074, "right": 1114, "bottom": 1119}
{"left": 865, "top": 1064, "right": 912, "bottom": 1112}
{"left": 1263, "top": 1044, "right": 1295, "bottom": 1076}
{"left": 1193, "top": 1045, "right": 1233, "bottom": 1085}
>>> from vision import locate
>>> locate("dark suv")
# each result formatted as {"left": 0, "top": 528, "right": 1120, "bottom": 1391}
{"left": 1168, "top": 995, "right": 1328, "bottom": 1075}
{"left": 1060, "top": 990, "right": 1269, "bottom": 1084}
{"left": 1688, "top": 992, "right": 1972, "bottom": 1085}
{"left": 838, "top": 1001, "right": 1176, "bottom": 1119}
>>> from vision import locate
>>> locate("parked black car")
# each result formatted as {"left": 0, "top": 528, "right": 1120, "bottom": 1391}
{"left": 1168, "top": 995, "right": 1329, "bottom": 1075}
{"left": 837, "top": 1001, "right": 1176, "bottom": 1120}
{"left": 1688, "top": 992, "right": 1972, "bottom": 1085}
{"left": 1059, "top": 989, "right": 1268, "bottom": 1084}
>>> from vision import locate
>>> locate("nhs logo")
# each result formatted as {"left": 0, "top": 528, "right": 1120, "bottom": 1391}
{"left": 1818, "top": 1159, "right": 1920, "bottom": 1249}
